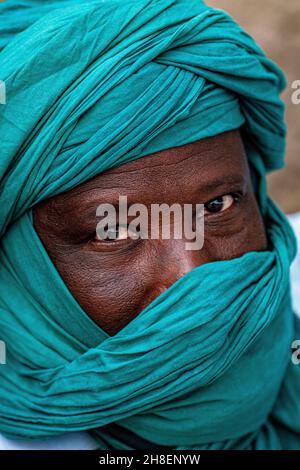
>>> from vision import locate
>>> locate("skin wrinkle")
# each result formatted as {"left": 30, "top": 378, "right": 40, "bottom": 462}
{"left": 33, "top": 129, "right": 268, "bottom": 336}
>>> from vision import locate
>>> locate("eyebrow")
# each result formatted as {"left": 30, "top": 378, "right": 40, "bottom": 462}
{"left": 197, "top": 174, "right": 246, "bottom": 193}
{"left": 70, "top": 173, "right": 247, "bottom": 207}
{"left": 78, "top": 188, "right": 138, "bottom": 208}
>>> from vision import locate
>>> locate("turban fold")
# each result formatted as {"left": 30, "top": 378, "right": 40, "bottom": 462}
{"left": 0, "top": 0, "right": 299, "bottom": 449}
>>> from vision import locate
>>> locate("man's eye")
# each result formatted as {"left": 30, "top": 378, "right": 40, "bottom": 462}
{"left": 96, "top": 224, "right": 135, "bottom": 242}
{"left": 204, "top": 194, "right": 236, "bottom": 215}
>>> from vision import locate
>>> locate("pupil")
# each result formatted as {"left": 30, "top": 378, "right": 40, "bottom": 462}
{"left": 207, "top": 197, "right": 224, "bottom": 213}
{"left": 107, "top": 227, "right": 119, "bottom": 239}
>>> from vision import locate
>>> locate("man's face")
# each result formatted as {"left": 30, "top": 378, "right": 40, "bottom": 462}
{"left": 33, "top": 129, "right": 267, "bottom": 336}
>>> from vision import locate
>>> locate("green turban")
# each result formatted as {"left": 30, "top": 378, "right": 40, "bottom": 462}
{"left": 0, "top": 0, "right": 299, "bottom": 449}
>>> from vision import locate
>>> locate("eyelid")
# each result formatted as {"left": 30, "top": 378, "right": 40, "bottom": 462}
{"left": 204, "top": 189, "right": 244, "bottom": 205}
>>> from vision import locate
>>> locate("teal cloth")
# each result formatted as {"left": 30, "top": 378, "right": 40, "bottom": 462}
{"left": 0, "top": 0, "right": 299, "bottom": 449}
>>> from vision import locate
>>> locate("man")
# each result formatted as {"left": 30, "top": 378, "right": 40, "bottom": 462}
{"left": 0, "top": 0, "right": 299, "bottom": 450}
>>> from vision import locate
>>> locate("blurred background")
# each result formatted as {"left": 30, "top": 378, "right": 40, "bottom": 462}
{"left": 209, "top": 0, "right": 300, "bottom": 214}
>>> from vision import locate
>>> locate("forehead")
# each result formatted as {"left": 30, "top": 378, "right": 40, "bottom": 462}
{"left": 73, "top": 128, "right": 247, "bottom": 188}
{"left": 111, "top": 127, "right": 244, "bottom": 167}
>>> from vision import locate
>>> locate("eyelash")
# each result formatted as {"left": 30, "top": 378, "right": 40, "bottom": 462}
{"left": 204, "top": 191, "right": 243, "bottom": 216}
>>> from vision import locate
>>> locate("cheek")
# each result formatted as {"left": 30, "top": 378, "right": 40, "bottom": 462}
{"left": 53, "top": 248, "right": 158, "bottom": 336}
{"left": 239, "top": 193, "right": 268, "bottom": 252}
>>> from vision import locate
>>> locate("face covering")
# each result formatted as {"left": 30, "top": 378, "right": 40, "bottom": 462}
{"left": 0, "top": 0, "right": 299, "bottom": 450}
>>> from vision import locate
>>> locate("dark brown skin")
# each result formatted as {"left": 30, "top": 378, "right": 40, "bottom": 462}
{"left": 33, "top": 129, "right": 267, "bottom": 336}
